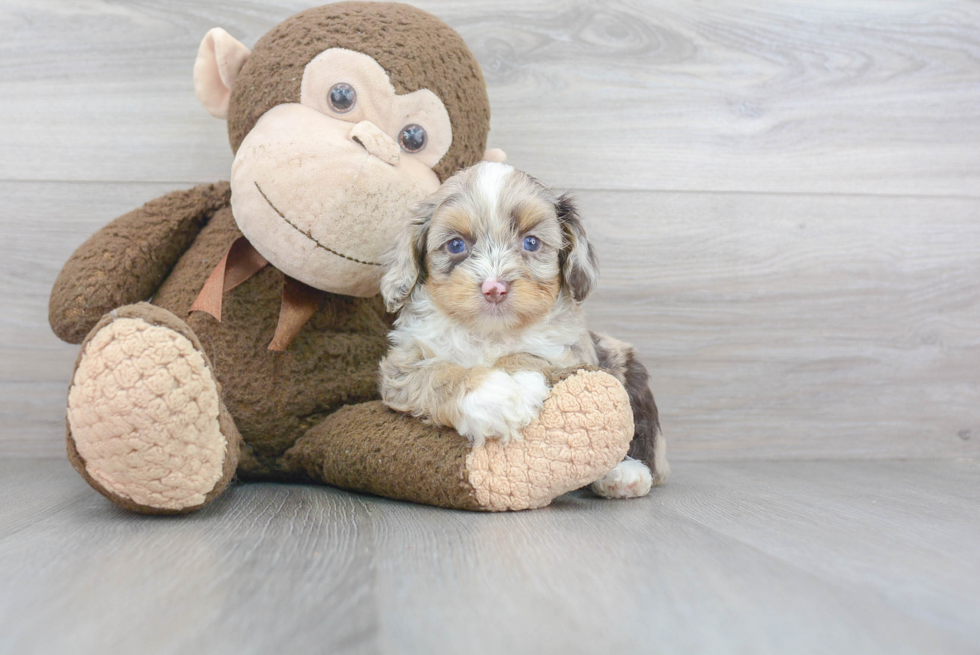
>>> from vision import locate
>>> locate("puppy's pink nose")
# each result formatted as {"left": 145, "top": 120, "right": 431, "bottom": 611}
{"left": 481, "top": 278, "right": 509, "bottom": 304}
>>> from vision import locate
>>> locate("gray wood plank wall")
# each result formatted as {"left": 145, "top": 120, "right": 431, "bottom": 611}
{"left": 1, "top": 0, "right": 978, "bottom": 459}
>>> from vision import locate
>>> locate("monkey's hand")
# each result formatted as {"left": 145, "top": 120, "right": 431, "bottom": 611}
{"left": 49, "top": 182, "right": 231, "bottom": 344}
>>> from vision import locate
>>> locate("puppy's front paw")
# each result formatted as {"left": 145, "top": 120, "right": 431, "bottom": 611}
{"left": 510, "top": 370, "right": 550, "bottom": 435}
{"left": 546, "top": 365, "right": 595, "bottom": 385}
{"left": 457, "top": 370, "right": 549, "bottom": 447}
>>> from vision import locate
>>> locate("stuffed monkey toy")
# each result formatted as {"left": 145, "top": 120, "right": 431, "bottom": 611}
{"left": 49, "top": 2, "right": 667, "bottom": 514}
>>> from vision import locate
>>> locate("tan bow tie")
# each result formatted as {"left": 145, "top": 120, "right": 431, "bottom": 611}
{"left": 189, "top": 236, "right": 322, "bottom": 351}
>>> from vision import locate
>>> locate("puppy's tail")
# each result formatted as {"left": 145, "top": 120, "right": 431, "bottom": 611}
{"left": 591, "top": 332, "right": 669, "bottom": 485}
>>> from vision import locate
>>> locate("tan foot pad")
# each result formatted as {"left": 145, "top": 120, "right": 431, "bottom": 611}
{"left": 466, "top": 370, "right": 634, "bottom": 511}
{"left": 68, "top": 316, "right": 227, "bottom": 511}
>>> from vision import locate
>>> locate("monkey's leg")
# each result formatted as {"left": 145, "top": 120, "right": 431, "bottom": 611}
{"left": 66, "top": 303, "right": 241, "bottom": 514}
{"left": 284, "top": 369, "right": 634, "bottom": 511}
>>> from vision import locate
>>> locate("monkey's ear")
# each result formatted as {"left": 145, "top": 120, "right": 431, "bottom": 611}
{"left": 556, "top": 193, "right": 599, "bottom": 302}
{"left": 380, "top": 203, "right": 434, "bottom": 313}
{"left": 483, "top": 148, "right": 507, "bottom": 163}
{"left": 193, "top": 28, "right": 251, "bottom": 119}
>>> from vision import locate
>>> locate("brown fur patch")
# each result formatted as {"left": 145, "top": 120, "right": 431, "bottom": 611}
{"left": 512, "top": 197, "right": 555, "bottom": 235}
{"left": 510, "top": 277, "right": 560, "bottom": 329}
{"left": 152, "top": 206, "right": 392, "bottom": 474}
{"left": 285, "top": 400, "right": 482, "bottom": 510}
{"left": 592, "top": 333, "right": 631, "bottom": 385}
{"left": 425, "top": 273, "right": 483, "bottom": 325}
{"left": 424, "top": 270, "right": 559, "bottom": 333}
{"left": 591, "top": 331, "right": 666, "bottom": 482}
{"left": 494, "top": 353, "right": 555, "bottom": 377}
{"left": 49, "top": 182, "right": 231, "bottom": 344}
{"left": 424, "top": 366, "right": 493, "bottom": 428}
{"left": 436, "top": 207, "right": 475, "bottom": 241}
{"left": 556, "top": 194, "right": 599, "bottom": 302}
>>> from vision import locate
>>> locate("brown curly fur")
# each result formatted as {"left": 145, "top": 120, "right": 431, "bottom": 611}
{"left": 228, "top": 2, "right": 491, "bottom": 181}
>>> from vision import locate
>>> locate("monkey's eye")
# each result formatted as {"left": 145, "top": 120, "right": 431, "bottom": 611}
{"left": 399, "top": 124, "right": 427, "bottom": 153}
{"left": 446, "top": 238, "right": 467, "bottom": 255}
{"left": 523, "top": 236, "right": 542, "bottom": 252}
{"left": 328, "top": 83, "right": 357, "bottom": 113}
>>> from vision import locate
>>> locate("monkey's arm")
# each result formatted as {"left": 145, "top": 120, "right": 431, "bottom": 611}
{"left": 49, "top": 182, "right": 231, "bottom": 344}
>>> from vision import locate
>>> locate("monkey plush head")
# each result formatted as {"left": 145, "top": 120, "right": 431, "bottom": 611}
{"left": 193, "top": 2, "right": 495, "bottom": 297}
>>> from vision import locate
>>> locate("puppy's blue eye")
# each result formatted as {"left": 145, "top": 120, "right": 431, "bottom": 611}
{"left": 523, "top": 236, "right": 541, "bottom": 252}
{"left": 447, "top": 238, "right": 467, "bottom": 254}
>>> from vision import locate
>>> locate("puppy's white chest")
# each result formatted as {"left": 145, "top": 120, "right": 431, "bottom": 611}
{"left": 428, "top": 325, "right": 574, "bottom": 368}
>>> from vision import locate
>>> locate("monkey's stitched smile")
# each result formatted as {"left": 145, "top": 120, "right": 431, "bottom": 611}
{"left": 253, "top": 181, "right": 382, "bottom": 267}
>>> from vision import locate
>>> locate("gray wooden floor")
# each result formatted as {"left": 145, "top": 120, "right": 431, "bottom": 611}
{"left": 1, "top": 458, "right": 978, "bottom": 655}
{"left": 2, "top": 1, "right": 979, "bottom": 653}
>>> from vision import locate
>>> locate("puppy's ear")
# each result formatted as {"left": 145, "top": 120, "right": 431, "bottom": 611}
{"left": 381, "top": 201, "right": 433, "bottom": 312}
{"left": 556, "top": 193, "right": 599, "bottom": 302}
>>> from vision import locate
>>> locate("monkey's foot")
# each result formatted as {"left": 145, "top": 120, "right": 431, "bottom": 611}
{"left": 466, "top": 369, "right": 634, "bottom": 510}
{"left": 67, "top": 303, "right": 240, "bottom": 514}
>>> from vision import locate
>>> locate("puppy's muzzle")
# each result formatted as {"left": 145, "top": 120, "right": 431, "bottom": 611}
{"left": 481, "top": 277, "right": 510, "bottom": 304}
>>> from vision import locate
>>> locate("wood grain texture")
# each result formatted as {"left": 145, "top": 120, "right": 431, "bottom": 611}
{"left": 1, "top": 458, "right": 978, "bottom": 654}
{"left": 577, "top": 191, "right": 980, "bottom": 460}
{"left": 1, "top": 1, "right": 978, "bottom": 459}
{"left": 0, "top": 181, "right": 180, "bottom": 455}
{"left": 0, "top": 0, "right": 978, "bottom": 194}
{"left": 5, "top": 182, "right": 978, "bottom": 459}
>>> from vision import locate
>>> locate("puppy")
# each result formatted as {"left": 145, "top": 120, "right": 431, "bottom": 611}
{"left": 379, "top": 162, "right": 668, "bottom": 498}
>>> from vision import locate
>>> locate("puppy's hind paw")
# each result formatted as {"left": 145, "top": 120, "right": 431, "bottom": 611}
{"left": 591, "top": 457, "right": 653, "bottom": 499}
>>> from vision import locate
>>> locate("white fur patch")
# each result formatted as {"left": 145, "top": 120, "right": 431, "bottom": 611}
{"left": 476, "top": 162, "right": 514, "bottom": 213}
{"left": 457, "top": 370, "right": 548, "bottom": 447}
{"left": 591, "top": 457, "right": 653, "bottom": 499}
{"left": 653, "top": 432, "right": 671, "bottom": 485}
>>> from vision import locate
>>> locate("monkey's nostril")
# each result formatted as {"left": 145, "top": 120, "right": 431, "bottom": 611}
{"left": 349, "top": 120, "right": 400, "bottom": 166}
